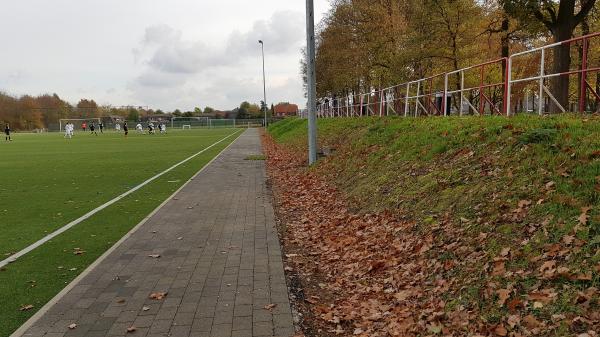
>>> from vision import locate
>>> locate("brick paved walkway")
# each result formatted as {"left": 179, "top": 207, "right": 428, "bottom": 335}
{"left": 19, "top": 129, "right": 295, "bottom": 337}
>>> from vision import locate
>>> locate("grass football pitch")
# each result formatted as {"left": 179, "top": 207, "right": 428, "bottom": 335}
{"left": 0, "top": 128, "right": 242, "bottom": 336}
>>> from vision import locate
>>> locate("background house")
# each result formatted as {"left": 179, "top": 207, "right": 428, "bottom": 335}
{"left": 273, "top": 103, "right": 298, "bottom": 117}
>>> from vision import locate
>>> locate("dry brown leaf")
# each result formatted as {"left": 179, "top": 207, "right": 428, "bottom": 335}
{"left": 494, "top": 324, "right": 508, "bottom": 336}
{"left": 126, "top": 326, "right": 137, "bottom": 333}
{"left": 507, "top": 315, "right": 521, "bottom": 328}
{"left": 579, "top": 207, "right": 592, "bottom": 225}
{"left": 539, "top": 260, "right": 556, "bottom": 273}
{"left": 19, "top": 304, "right": 34, "bottom": 311}
{"left": 492, "top": 261, "right": 506, "bottom": 276}
{"left": 142, "top": 306, "right": 150, "bottom": 311}
{"left": 497, "top": 289, "right": 511, "bottom": 307}
{"left": 263, "top": 303, "right": 277, "bottom": 310}
{"left": 68, "top": 323, "right": 77, "bottom": 330}
{"left": 149, "top": 292, "right": 168, "bottom": 300}
{"left": 523, "top": 315, "right": 540, "bottom": 329}
{"left": 507, "top": 298, "right": 524, "bottom": 312}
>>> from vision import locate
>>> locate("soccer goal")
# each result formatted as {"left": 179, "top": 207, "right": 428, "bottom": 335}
{"left": 59, "top": 118, "right": 101, "bottom": 132}
{"left": 182, "top": 125, "right": 192, "bottom": 130}
{"left": 171, "top": 117, "right": 209, "bottom": 129}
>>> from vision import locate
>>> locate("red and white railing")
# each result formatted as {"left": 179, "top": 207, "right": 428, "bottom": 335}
{"left": 316, "top": 32, "right": 600, "bottom": 117}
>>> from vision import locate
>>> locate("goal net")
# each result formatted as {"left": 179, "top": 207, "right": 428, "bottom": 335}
{"left": 59, "top": 118, "right": 101, "bottom": 132}
{"left": 171, "top": 117, "right": 209, "bottom": 129}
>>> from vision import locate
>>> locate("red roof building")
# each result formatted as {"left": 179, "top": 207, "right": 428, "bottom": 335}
{"left": 273, "top": 103, "right": 298, "bottom": 117}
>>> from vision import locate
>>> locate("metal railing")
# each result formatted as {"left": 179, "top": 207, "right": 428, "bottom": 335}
{"left": 317, "top": 32, "right": 600, "bottom": 117}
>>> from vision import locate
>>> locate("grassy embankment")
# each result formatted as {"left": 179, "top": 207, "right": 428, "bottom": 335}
{"left": 268, "top": 115, "right": 599, "bottom": 335}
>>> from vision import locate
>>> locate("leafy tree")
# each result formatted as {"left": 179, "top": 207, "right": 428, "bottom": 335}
{"left": 77, "top": 99, "right": 98, "bottom": 118}
{"left": 172, "top": 109, "right": 182, "bottom": 117}
{"left": 127, "top": 108, "right": 139, "bottom": 121}
{"left": 194, "top": 107, "right": 203, "bottom": 115}
{"left": 501, "top": 0, "right": 597, "bottom": 111}
{"left": 204, "top": 106, "right": 215, "bottom": 114}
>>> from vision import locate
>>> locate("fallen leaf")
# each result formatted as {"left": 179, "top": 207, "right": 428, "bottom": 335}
{"left": 497, "top": 289, "right": 511, "bottom": 307}
{"left": 494, "top": 324, "right": 508, "bottom": 336}
{"left": 539, "top": 260, "right": 556, "bottom": 274}
{"left": 149, "top": 292, "right": 168, "bottom": 300}
{"left": 507, "top": 315, "right": 520, "bottom": 328}
{"left": 518, "top": 200, "right": 532, "bottom": 208}
{"left": 523, "top": 314, "right": 540, "bottom": 329}
{"left": 148, "top": 254, "right": 161, "bottom": 258}
{"left": 492, "top": 261, "right": 506, "bottom": 276}
{"left": 563, "top": 235, "right": 575, "bottom": 245}
{"left": 507, "top": 298, "right": 524, "bottom": 312}
{"left": 19, "top": 304, "right": 34, "bottom": 311}
{"left": 264, "top": 303, "right": 277, "bottom": 310}
{"left": 142, "top": 306, "right": 150, "bottom": 311}
{"left": 126, "top": 326, "right": 137, "bottom": 333}
{"left": 579, "top": 207, "right": 592, "bottom": 225}
{"left": 68, "top": 323, "right": 77, "bottom": 330}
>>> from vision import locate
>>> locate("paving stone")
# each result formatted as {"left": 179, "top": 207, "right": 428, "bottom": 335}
{"left": 14, "top": 130, "right": 294, "bottom": 337}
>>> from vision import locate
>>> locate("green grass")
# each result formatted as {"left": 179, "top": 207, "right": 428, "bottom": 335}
{"left": 244, "top": 154, "right": 267, "bottom": 161}
{"left": 0, "top": 129, "right": 241, "bottom": 336}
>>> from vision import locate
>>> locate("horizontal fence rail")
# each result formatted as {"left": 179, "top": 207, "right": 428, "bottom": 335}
{"left": 316, "top": 32, "right": 600, "bottom": 118}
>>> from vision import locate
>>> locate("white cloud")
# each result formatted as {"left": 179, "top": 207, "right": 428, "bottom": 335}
{"left": 0, "top": 0, "right": 331, "bottom": 110}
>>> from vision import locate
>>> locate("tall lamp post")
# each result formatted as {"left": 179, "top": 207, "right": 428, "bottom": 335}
{"left": 258, "top": 40, "right": 267, "bottom": 127}
{"left": 305, "top": 0, "right": 318, "bottom": 165}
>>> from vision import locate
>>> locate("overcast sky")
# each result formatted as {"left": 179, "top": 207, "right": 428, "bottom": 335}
{"left": 0, "top": 0, "right": 330, "bottom": 111}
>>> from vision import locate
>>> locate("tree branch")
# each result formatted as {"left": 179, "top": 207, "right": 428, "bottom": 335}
{"left": 574, "top": 0, "right": 597, "bottom": 28}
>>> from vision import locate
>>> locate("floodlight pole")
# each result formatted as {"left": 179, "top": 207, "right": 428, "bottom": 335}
{"left": 306, "top": 0, "right": 318, "bottom": 165}
{"left": 259, "top": 40, "right": 267, "bottom": 127}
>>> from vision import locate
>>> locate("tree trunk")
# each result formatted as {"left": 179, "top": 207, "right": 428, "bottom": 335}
{"left": 551, "top": 24, "right": 573, "bottom": 113}
{"left": 500, "top": 16, "right": 510, "bottom": 80}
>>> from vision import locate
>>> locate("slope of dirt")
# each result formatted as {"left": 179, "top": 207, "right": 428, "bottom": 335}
{"left": 264, "top": 115, "right": 600, "bottom": 337}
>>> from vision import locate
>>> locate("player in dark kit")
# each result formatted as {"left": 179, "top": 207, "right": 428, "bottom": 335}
{"left": 4, "top": 123, "right": 11, "bottom": 141}
{"left": 99, "top": 122, "right": 104, "bottom": 133}
{"left": 90, "top": 123, "right": 98, "bottom": 135}
{"left": 123, "top": 122, "right": 129, "bottom": 137}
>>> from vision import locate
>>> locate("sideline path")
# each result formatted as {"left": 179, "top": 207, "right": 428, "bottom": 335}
{"left": 17, "top": 129, "right": 295, "bottom": 337}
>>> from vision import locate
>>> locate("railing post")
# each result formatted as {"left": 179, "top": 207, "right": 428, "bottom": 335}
{"left": 460, "top": 71, "right": 465, "bottom": 116}
{"left": 405, "top": 83, "right": 410, "bottom": 117}
{"left": 379, "top": 88, "right": 384, "bottom": 117}
{"left": 539, "top": 48, "right": 545, "bottom": 115}
{"left": 503, "top": 58, "right": 509, "bottom": 115}
{"left": 415, "top": 81, "right": 420, "bottom": 116}
{"left": 507, "top": 57, "right": 513, "bottom": 116}
{"left": 479, "top": 65, "right": 485, "bottom": 115}
{"left": 443, "top": 74, "right": 449, "bottom": 116}
{"left": 580, "top": 38, "right": 589, "bottom": 113}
